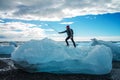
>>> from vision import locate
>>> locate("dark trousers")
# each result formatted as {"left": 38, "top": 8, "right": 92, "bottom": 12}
{"left": 65, "top": 36, "right": 76, "bottom": 47}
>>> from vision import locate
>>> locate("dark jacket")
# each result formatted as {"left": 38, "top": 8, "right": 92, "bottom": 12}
{"left": 59, "top": 28, "right": 73, "bottom": 37}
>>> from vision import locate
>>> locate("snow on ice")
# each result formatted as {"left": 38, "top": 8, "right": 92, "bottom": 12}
{"left": 11, "top": 38, "right": 113, "bottom": 74}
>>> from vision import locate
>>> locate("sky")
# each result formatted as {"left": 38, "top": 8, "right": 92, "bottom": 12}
{"left": 0, "top": 0, "right": 120, "bottom": 41}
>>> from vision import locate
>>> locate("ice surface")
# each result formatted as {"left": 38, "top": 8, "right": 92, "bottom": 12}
{"left": 11, "top": 38, "right": 112, "bottom": 74}
{"left": 9, "top": 42, "right": 18, "bottom": 47}
{"left": 116, "top": 42, "right": 120, "bottom": 47}
{"left": 0, "top": 42, "right": 17, "bottom": 54}
{"left": 91, "top": 38, "right": 120, "bottom": 61}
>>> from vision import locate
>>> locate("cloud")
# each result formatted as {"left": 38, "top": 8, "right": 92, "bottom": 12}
{"left": 60, "top": 22, "right": 74, "bottom": 25}
{"left": 85, "top": 16, "right": 96, "bottom": 20}
{"left": 0, "top": 19, "right": 4, "bottom": 22}
{"left": 44, "top": 29, "right": 54, "bottom": 32}
{"left": 0, "top": 22, "right": 46, "bottom": 40}
{"left": 0, "top": 35, "right": 6, "bottom": 38}
{"left": 0, "top": 0, "right": 120, "bottom": 21}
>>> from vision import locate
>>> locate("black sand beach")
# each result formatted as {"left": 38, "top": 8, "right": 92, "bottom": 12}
{"left": 0, "top": 58, "right": 120, "bottom": 80}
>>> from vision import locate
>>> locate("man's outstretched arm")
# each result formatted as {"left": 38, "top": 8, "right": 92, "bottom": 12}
{"left": 58, "top": 30, "right": 67, "bottom": 34}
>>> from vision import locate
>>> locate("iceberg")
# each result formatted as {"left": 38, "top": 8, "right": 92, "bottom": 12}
{"left": 11, "top": 38, "right": 112, "bottom": 74}
{"left": 0, "top": 42, "right": 17, "bottom": 54}
{"left": 91, "top": 38, "right": 120, "bottom": 61}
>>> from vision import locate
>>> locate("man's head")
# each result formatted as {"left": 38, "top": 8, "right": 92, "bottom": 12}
{"left": 66, "top": 25, "right": 70, "bottom": 29}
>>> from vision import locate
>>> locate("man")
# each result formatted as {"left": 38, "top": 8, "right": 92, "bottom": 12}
{"left": 59, "top": 25, "right": 76, "bottom": 47}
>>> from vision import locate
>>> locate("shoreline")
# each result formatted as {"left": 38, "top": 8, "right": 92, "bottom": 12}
{"left": 0, "top": 59, "right": 120, "bottom": 80}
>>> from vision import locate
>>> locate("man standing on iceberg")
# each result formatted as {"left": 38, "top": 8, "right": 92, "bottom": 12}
{"left": 59, "top": 25, "right": 76, "bottom": 48}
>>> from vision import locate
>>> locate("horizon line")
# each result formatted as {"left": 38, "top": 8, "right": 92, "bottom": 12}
{"left": 0, "top": 36, "right": 120, "bottom": 42}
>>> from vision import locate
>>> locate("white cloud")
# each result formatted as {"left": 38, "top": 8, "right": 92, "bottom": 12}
{"left": 44, "top": 29, "right": 54, "bottom": 32}
{"left": 60, "top": 22, "right": 74, "bottom": 25}
{"left": 85, "top": 16, "right": 96, "bottom": 20}
{"left": 0, "top": 0, "right": 120, "bottom": 21}
{"left": 0, "top": 19, "right": 4, "bottom": 22}
{"left": 0, "top": 22, "right": 46, "bottom": 40}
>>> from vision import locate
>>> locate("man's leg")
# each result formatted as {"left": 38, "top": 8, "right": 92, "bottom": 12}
{"left": 65, "top": 36, "right": 70, "bottom": 46}
{"left": 71, "top": 37, "right": 76, "bottom": 47}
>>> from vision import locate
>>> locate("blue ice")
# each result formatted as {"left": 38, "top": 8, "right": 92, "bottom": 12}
{"left": 11, "top": 38, "right": 113, "bottom": 74}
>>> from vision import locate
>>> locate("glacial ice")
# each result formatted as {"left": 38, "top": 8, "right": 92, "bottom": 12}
{"left": 91, "top": 38, "right": 120, "bottom": 61}
{"left": 11, "top": 38, "right": 112, "bottom": 74}
{"left": 0, "top": 42, "right": 17, "bottom": 54}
